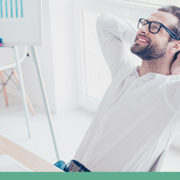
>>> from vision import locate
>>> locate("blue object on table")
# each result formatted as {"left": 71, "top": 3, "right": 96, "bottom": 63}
{"left": 54, "top": 160, "right": 91, "bottom": 172}
{"left": 54, "top": 160, "right": 66, "bottom": 171}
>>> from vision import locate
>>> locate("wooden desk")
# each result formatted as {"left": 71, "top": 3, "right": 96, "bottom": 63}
{"left": 0, "top": 135, "right": 62, "bottom": 172}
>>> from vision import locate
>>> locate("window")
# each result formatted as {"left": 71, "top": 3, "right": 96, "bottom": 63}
{"left": 74, "top": 0, "right": 156, "bottom": 111}
{"left": 83, "top": 11, "right": 111, "bottom": 101}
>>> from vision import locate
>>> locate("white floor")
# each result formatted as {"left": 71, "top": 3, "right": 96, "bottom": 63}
{"left": 0, "top": 97, "right": 180, "bottom": 172}
{"left": 0, "top": 103, "right": 92, "bottom": 163}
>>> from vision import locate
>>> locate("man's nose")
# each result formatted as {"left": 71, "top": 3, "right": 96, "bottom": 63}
{"left": 140, "top": 24, "right": 149, "bottom": 34}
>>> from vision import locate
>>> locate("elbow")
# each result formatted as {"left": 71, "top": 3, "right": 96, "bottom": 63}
{"left": 96, "top": 12, "right": 114, "bottom": 31}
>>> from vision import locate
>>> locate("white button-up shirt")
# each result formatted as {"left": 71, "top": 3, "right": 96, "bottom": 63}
{"left": 74, "top": 13, "right": 180, "bottom": 172}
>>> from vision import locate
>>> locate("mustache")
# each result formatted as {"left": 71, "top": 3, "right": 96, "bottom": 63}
{"left": 134, "top": 34, "right": 151, "bottom": 43}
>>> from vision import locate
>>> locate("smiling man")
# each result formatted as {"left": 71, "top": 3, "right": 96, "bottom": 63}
{"left": 131, "top": 8, "right": 180, "bottom": 76}
{"left": 63, "top": 6, "right": 180, "bottom": 172}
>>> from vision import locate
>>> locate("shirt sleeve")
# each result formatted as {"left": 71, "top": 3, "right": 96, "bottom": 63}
{"left": 96, "top": 12, "right": 138, "bottom": 78}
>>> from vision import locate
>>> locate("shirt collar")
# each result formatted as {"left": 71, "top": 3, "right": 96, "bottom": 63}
{"left": 131, "top": 66, "right": 168, "bottom": 82}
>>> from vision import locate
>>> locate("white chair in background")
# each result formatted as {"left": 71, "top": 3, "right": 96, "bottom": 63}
{"left": 0, "top": 64, "right": 35, "bottom": 114}
{"left": 0, "top": 47, "right": 35, "bottom": 132}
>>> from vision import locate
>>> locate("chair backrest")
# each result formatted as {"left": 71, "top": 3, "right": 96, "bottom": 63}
{"left": 0, "top": 46, "right": 27, "bottom": 71}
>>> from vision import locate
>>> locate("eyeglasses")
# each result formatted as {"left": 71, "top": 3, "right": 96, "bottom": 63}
{"left": 138, "top": 18, "right": 179, "bottom": 40}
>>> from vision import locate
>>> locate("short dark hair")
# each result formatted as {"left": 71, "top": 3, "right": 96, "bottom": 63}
{"left": 158, "top": 5, "right": 180, "bottom": 40}
{"left": 158, "top": 6, "right": 180, "bottom": 63}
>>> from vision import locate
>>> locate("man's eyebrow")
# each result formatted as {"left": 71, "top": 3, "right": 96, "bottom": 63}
{"left": 146, "top": 18, "right": 160, "bottom": 23}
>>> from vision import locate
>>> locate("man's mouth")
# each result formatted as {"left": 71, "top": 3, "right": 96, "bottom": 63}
{"left": 136, "top": 35, "right": 150, "bottom": 44}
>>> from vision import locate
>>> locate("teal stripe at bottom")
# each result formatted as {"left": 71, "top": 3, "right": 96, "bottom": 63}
{"left": 0, "top": 172, "right": 180, "bottom": 180}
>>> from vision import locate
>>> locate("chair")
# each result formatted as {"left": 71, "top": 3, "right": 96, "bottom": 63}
{"left": 0, "top": 46, "right": 35, "bottom": 134}
{"left": 0, "top": 69, "right": 35, "bottom": 114}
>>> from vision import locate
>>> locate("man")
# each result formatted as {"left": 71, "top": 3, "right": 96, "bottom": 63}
{"left": 56, "top": 5, "right": 180, "bottom": 172}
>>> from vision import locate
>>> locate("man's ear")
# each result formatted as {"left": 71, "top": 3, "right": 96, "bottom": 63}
{"left": 172, "top": 41, "right": 180, "bottom": 53}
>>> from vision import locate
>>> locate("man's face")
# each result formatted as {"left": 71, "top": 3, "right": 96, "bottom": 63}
{"left": 130, "top": 11, "right": 178, "bottom": 60}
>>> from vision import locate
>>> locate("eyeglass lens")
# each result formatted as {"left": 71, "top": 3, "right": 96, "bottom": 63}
{"left": 138, "top": 19, "right": 161, "bottom": 33}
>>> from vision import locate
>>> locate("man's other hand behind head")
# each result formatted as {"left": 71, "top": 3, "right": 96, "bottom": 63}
{"left": 171, "top": 52, "right": 180, "bottom": 75}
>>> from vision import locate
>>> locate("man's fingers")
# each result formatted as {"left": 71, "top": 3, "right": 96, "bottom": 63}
{"left": 171, "top": 52, "right": 180, "bottom": 75}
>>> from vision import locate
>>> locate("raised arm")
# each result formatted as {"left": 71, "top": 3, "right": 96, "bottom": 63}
{"left": 96, "top": 13, "right": 137, "bottom": 77}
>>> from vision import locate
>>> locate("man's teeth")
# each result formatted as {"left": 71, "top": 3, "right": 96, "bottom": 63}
{"left": 138, "top": 38, "right": 147, "bottom": 42}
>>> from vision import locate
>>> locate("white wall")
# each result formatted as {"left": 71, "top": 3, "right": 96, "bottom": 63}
{"left": 49, "top": 0, "right": 79, "bottom": 115}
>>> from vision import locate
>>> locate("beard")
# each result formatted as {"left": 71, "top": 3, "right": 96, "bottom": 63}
{"left": 130, "top": 36, "right": 168, "bottom": 60}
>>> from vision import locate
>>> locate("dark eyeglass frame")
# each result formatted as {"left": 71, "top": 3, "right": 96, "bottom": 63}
{"left": 138, "top": 18, "right": 179, "bottom": 40}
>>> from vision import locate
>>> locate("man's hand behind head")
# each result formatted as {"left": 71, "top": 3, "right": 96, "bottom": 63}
{"left": 171, "top": 51, "right": 180, "bottom": 75}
